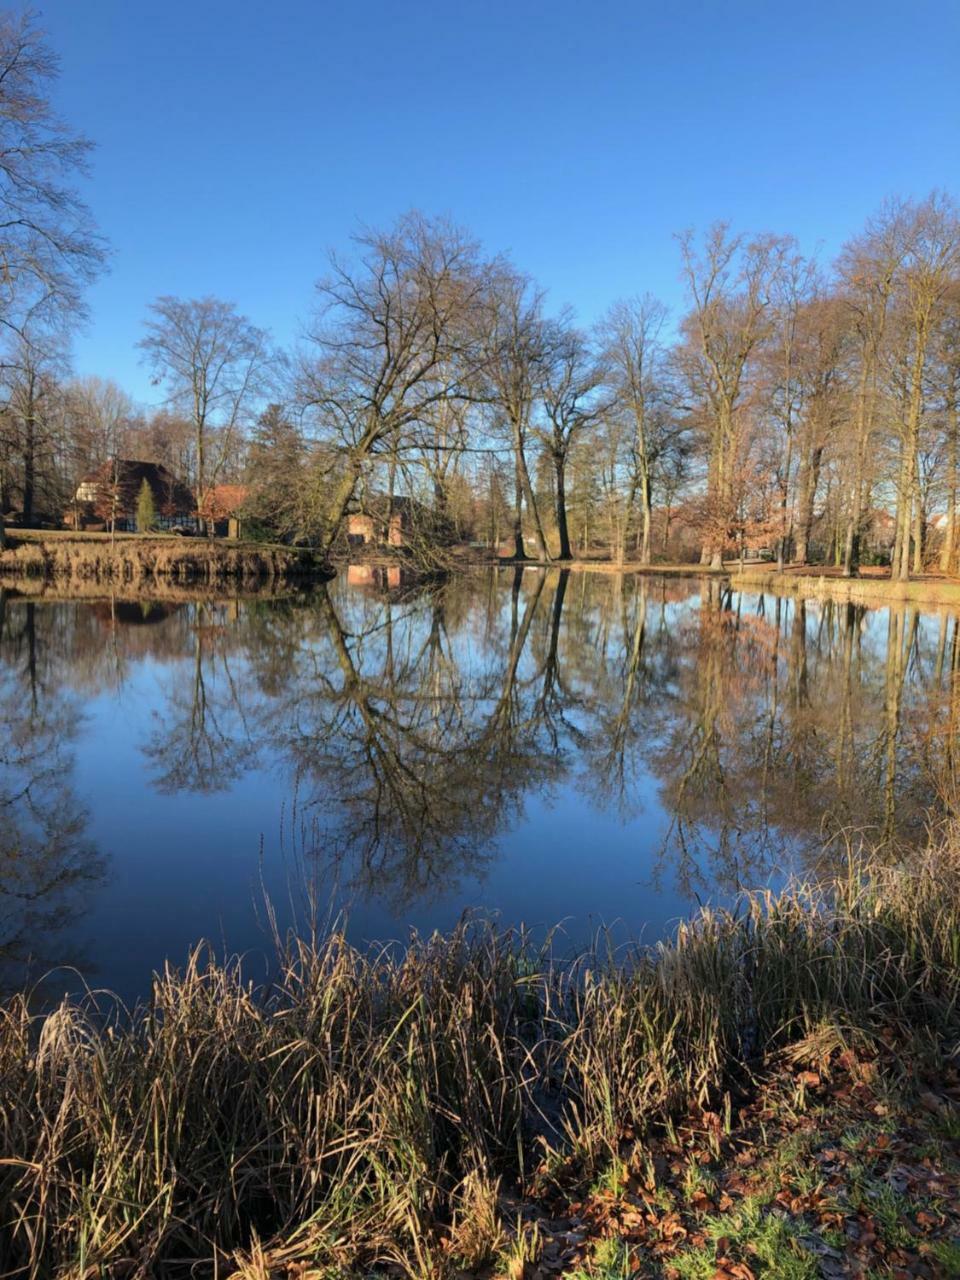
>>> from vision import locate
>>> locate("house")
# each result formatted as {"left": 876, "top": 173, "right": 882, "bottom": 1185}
{"left": 69, "top": 460, "right": 196, "bottom": 532}
{"left": 346, "top": 494, "right": 424, "bottom": 548}
{"left": 198, "top": 485, "right": 248, "bottom": 539}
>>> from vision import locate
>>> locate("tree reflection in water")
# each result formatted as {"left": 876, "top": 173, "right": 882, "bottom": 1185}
{"left": 0, "top": 591, "right": 105, "bottom": 994}
{"left": 2, "top": 571, "right": 960, "bottom": 988}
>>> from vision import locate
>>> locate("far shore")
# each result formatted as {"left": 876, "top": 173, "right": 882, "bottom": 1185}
{"left": 497, "top": 555, "right": 960, "bottom": 608}
{"left": 5, "top": 529, "right": 960, "bottom": 608}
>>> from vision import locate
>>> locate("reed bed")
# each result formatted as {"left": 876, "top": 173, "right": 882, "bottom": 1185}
{"left": 0, "top": 534, "right": 323, "bottom": 585}
{"left": 2, "top": 842, "right": 960, "bottom": 1277}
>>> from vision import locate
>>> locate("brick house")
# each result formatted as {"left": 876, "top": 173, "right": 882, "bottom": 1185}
{"left": 198, "top": 485, "right": 248, "bottom": 538}
{"left": 346, "top": 495, "right": 423, "bottom": 548}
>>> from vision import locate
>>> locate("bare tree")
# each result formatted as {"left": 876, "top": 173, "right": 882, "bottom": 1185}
{"left": 479, "top": 268, "right": 556, "bottom": 560}
{"left": 0, "top": 325, "right": 68, "bottom": 526}
{"left": 138, "top": 297, "right": 272, "bottom": 534}
{"left": 936, "top": 282, "right": 960, "bottom": 572}
{"left": 677, "top": 225, "right": 785, "bottom": 568}
{"left": 299, "top": 212, "right": 489, "bottom": 559}
{"left": 835, "top": 200, "right": 908, "bottom": 576}
{"left": 888, "top": 194, "right": 960, "bottom": 580}
{"left": 536, "top": 322, "right": 606, "bottom": 561}
{"left": 59, "top": 376, "right": 136, "bottom": 534}
{"left": 791, "top": 295, "right": 851, "bottom": 564}
{"left": 598, "top": 295, "right": 674, "bottom": 564}
{"left": 762, "top": 246, "right": 816, "bottom": 568}
{"left": 0, "top": 11, "right": 104, "bottom": 547}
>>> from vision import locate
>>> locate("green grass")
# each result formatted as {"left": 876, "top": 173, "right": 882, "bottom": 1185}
{"left": 929, "top": 1238, "right": 960, "bottom": 1275}
{"left": 567, "top": 1237, "right": 634, "bottom": 1280}
{"left": 669, "top": 1195, "right": 819, "bottom": 1278}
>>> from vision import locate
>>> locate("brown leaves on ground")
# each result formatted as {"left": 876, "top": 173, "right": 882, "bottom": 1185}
{"left": 224, "top": 1045, "right": 960, "bottom": 1278}
{"left": 505, "top": 1046, "right": 960, "bottom": 1279}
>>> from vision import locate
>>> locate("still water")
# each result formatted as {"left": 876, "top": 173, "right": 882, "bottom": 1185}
{"left": 1, "top": 568, "right": 957, "bottom": 1001}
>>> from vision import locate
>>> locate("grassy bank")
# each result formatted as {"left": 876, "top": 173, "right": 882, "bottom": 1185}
{"left": 495, "top": 558, "right": 960, "bottom": 609}
{"left": 0, "top": 530, "right": 331, "bottom": 586}
{"left": 3, "top": 852, "right": 960, "bottom": 1277}
{"left": 727, "top": 566, "right": 960, "bottom": 610}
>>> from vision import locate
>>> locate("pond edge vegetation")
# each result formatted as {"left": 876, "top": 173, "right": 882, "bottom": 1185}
{"left": 4, "top": 831, "right": 960, "bottom": 1276}
{"left": 0, "top": 529, "right": 332, "bottom": 585}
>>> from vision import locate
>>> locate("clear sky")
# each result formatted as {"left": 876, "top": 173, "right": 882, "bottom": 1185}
{"left": 37, "top": 0, "right": 960, "bottom": 406}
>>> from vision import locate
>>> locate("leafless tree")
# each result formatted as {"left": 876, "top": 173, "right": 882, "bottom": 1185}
{"left": 0, "top": 324, "right": 69, "bottom": 525}
{"left": 835, "top": 200, "right": 908, "bottom": 576}
{"left": 138, "top": 297, "right": 272, "bottom": 533}
{"left": 479, "top": 267, "right": 557, "bottom": 560}
{"left": 936, "top": 282, "right": 960, "bottom": 572}
{"left": 0, "top": 11, "right": 104, "bottom": 546}
{"left": 597, "top": 295, "right": 675, "bottom": 564}
{"left": 888, "top": 194, "right": 960, "bottom": 580}
{"left": 762, "top": 246, "right": 817, "bottom": 568}
{"left": 536, "top": 322, "right": 606, "bottom": 561}
{"left": 790, "top": 296, "right": 851, "bottom": 564}
{"left": 677, "top": 225, "right": 786, "bottom": 568}
{"left": 299, "top": 212, "right": 490, "bottom": 559}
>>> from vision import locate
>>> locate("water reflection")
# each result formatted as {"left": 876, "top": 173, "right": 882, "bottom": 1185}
{"left": 1, "top": 571, "right": 958, "bottom": 997}
{"left": 0, "top": 591, "right": 105, "bottom": 993}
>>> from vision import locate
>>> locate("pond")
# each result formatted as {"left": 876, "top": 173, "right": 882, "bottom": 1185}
{"left": 1, "top": 567, "right": 957, "bottom": 1002}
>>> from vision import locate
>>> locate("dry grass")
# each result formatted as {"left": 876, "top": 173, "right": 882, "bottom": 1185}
{"left": 733, "top": 565, "right": 960, "bottom": 609}
{"left": 2, "top": 838, "right": 960, "bottom": 1276}
{"left": 0, "top": 532, "right": 328, "bottom": 585}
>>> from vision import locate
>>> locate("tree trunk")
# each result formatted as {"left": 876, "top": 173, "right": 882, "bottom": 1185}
{"left": 794, "top": 444, "right": 823, "bottom": 565}
{"left": 896, "top": 325, "right": 928, "bottom": 583}
{"left": 912, "top": 490, "right": 924, "bottom": 576}
{"left": 639, "top": 467, "right": 652, "bottom": 565}
{"left": 554, "top": 454, "right": 572, "bottom": 561}
{"left": 512, "top": 464, "right": 526, "bottom": 560}
{"left": 941, "top": 392, "right": 958, "bottom": 574}
{"left": 777, "top": 431, "right": 794, "bottom": 570}
{"left": 513, "top": 428, "right": 549, "bottom": 560}
{"left": 317, "top": 454, "right": 365, "bottom": 559}
{"left": 843, "top": 361, "right": 871, "bottom": 577}
{"left": 22, "top": 410, "right": 35, "bottom": 527}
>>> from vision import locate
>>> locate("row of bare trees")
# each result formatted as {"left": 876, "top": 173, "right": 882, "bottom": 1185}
{"left": 284, "top": 198, "right": 960, "bottom": 579}
{"left": 0, "top": 12, "right": 957, "bottom": 576}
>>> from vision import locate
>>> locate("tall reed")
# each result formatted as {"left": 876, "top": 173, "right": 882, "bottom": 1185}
{"left": 3, "top": 839, "right": 960, "bottom": 1276}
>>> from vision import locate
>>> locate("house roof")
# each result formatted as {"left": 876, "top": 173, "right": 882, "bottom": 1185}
{"left": 77, "top": 459, "right": 194, "bottom": 516}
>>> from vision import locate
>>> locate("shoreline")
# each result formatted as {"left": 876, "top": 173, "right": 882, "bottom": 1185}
{"left": 730, "top": 565, "right": 960, "bottom": 609}
{"left": 4, "top": 533, "right": 960, "bottom": 610}
{"left": 498, "top": 557, "right": 960, "bottom": 608}
{"left": 0, "top": 529, "right": 333, "bottom": 586}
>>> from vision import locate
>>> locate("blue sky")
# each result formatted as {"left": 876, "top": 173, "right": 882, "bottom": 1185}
{"left": 38, "top": 0, "right": 960, "bottom": 406}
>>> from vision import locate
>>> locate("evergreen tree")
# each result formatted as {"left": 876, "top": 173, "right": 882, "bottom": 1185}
{"left": 136, "top": 478, "right": 157, "bottom": 532}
